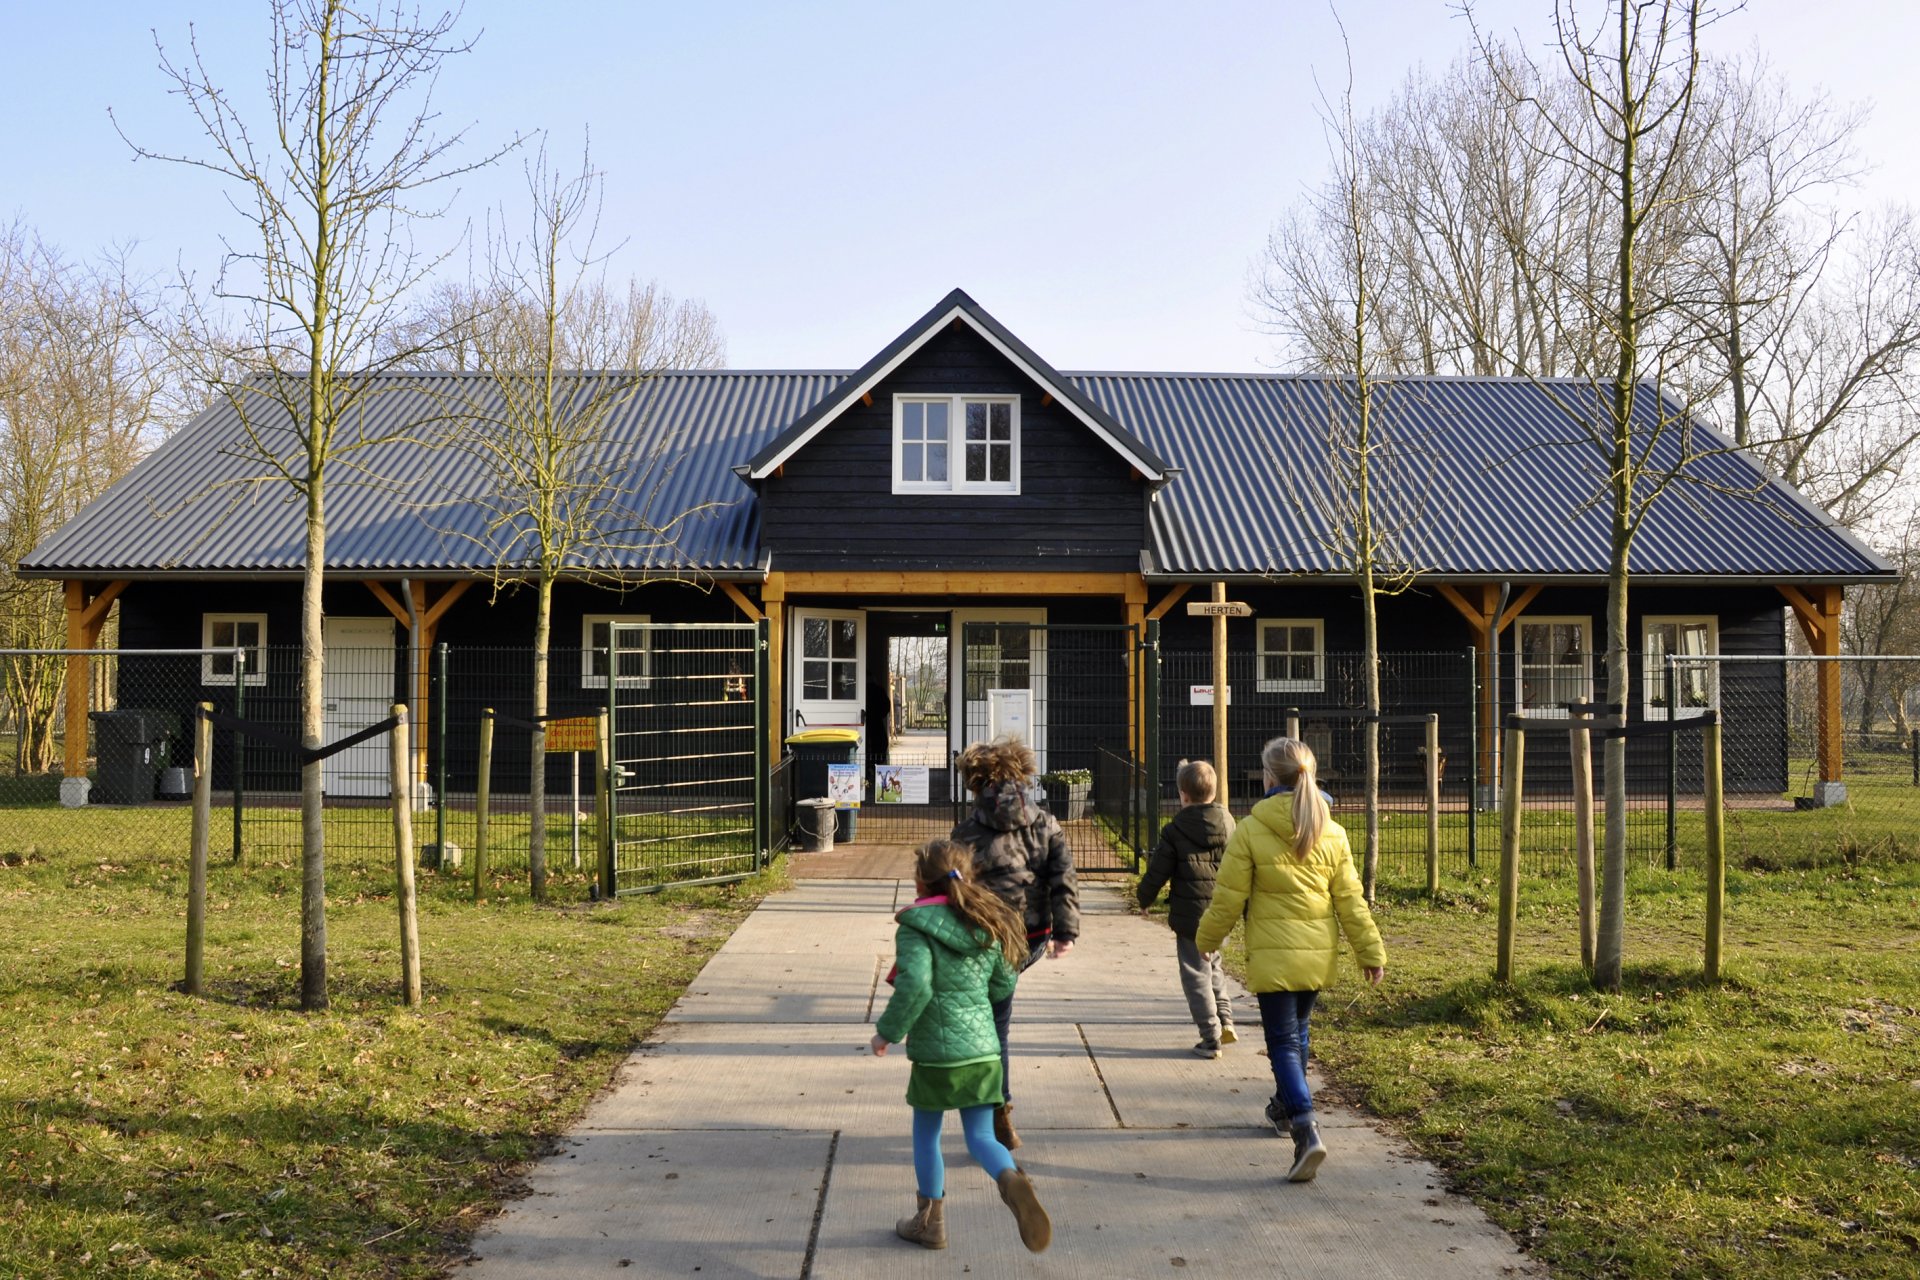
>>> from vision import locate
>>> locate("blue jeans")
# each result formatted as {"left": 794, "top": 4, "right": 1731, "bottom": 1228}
{"left": 1257, "top": 989, "right": 1319, "bottom": 1123}
{"left": 990, "top": 942, "right": 1046, "bottom": 1106}
{"left": 912, "top": 1105, "right": 1016, "bottom": 1199}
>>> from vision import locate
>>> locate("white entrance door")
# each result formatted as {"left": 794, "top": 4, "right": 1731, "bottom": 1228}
{"left": 323, "top": 616, "right": 395, "bottom": 797}
{"left": 951, "top": 608, "right": 1047, "bottom": 774}
{"left": 791, "top": 608, "right": 866, "bottom": 769}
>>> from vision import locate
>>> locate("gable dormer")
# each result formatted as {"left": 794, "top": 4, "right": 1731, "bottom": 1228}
{"left": 744, "top": 290, "right": 1171, "bottom": 572}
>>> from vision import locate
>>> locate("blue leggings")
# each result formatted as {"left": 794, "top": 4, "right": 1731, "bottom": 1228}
{"left": 912, "top": 1105, "right": 1017, "bottom": 1200}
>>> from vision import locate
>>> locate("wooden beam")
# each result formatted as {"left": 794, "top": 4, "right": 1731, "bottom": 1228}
{"left": 1496, "top": 583, "right": 1545, "bottom": 634}
{"left": 861, "top": 392, "right": 874, "bottom": 408}
{"left": 762, "top": 570, "right": 787, "bottom": 604}
{"left": 1145, "top": 583, "right": 1192, "bottom": 621}
{"left": 362, "top": 580, "right": 412, "bottom": 628}
{"left": 778, "top": 570, "right": 1141, "bottom": 597}
{"left": 419, "top": 579, "right": 473, "bottom": 631}
{"left": 718, "top": 580, "right": 763, "bottom": 623}
{"left": 1816, "top": 584, "right": 1844, "bottom": 784}
{"left": 1040, "top": 392, "right": 1054, "bottom": 408}
{"left": 77, "top": 580, "right": 128, "bottom": 632}
{"left": 1775, "top": 583, "right": 1824, "bottom": 648}
{"left": 766, "top": 596, "right": 785, "bottom": 766}
{"left": 64, "top": 582, "right": 88, "bottom": 781}
{"left": 1433, "top": 584, "right": 1486, "bottom": 634}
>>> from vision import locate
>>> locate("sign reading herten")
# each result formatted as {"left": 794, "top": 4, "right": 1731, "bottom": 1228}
{"left": 1186, "top": 601, "right": 1251, "bottom": 617}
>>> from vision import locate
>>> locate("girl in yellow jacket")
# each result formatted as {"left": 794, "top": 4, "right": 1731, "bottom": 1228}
{"left": 1195, "top": 736, "right": 1385, "bottom": 1183}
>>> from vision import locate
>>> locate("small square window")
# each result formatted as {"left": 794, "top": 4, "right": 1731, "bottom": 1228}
{"left": 1257, "top": 619, "right": 1325, "bottom": 693}
{"left": 583, "top": 615, "right": 651, "bottom": 688}
{"left": 1644, "top": 616, "right": 1718, "bottom": 719}
{"left": 894, "top": 396, "right": 1018, "bottom": 494}
{"left": 202, "top": 614, "right": 266, "bottom": 686}
{"left": 1514, "top": 617, "right": 1593, "bottom": 716}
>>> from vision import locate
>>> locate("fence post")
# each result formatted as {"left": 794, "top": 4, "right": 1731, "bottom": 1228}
{"left": 474, "top": 708, "right": 493, "bottom": 902}
{"left": 1284, "top": 707, "right": 1300, "bottom": 742}
{"left": 390, "top": 705, "right": 422, "bottom": 1007}
{"left": 1496, "top": 718, "right": 1524, "bottom": 982}
{"left": 186, "top": 702, "right": 213, "bottom": 997}
{"left": 1911, "top": 727, "right": 1917, "bottom": 787}
{"left": 596, "top": 706, "right": 615, "bottom": 898}
{"left": 1466, "top": 647, "right": 1478, "bottom": 868}
{"left": 1424, "top": 713, "right": 1440, "bottom": 896}
{"left": 1665, "top": 659, "right": 1679, "bottom": 871}
{"left": 1570, "top": 709, "right": 1596, "bottom": 974}
{"left": 231, "top": 649, "right": 246, "bottom": 866}
{"left": 755, "top": 617, "right": 770, "bottom": 868}
{"left": 1143, "top": 619, "right": 1161, "bottom": 870}
{"left": 436, "top": 642, "right": 448, "bottom": 867}
{"left": 1703, "top": 712, "right": 1726, "bottom": 982}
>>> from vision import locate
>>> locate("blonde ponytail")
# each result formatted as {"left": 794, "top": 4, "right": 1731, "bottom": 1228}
{"left": 1261, "top": 736, "right": 1328, "bottom": 860}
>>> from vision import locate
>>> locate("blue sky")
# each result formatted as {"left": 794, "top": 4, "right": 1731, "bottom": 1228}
{"left": 6, "top": 1, "right": 1917, "bottom": 372}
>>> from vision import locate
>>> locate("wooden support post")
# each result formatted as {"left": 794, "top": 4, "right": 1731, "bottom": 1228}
{"left": 596, "top": 707, "right": 615, "bottom": 898}
{"left": 64, "top": 582, "right": 87, "bottom": 784}
{"left": 1211, "top": 581, "right": 1229, "bottom": 809}
{"left": 1496, "top": 720, "right": 1524, "bottom": 982}
{"left": 1570, "top": 709, "right": 1596, "bottom": 974}
{"left": 185, "top": 703, "right": 213, "bottom": 997}
{"left": 389, "top": 705, "right": 422, "bottom": 1007}
{"left": 1703, "top": 714, "right": 1726, "bottom": 982}
{"left": 473, "top": 709, "right": 494, "bottom": 902}
{"left": 1424, "top": 714, "right": 1441, "bottom": 896}
{"left": 1816, "top": 584, "right": 1844, "bottom": 788}
{"left": 1126, "top": 575, "right": 1149, "bottom": 761}
{"left": 764, "top": 574, "right": 786, "bottom": 769}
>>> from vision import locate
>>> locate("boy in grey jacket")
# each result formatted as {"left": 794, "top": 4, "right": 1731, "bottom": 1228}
{"left": 1135, "top": 759, "right": 1237, "bottom": 1058}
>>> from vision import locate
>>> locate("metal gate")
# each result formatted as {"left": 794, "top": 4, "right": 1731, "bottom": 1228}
{"left": 960, "top": 621, "right": 1152, "bottom": 874}
{"left": 608, "top": 621, "right": 768, "bottom": 894}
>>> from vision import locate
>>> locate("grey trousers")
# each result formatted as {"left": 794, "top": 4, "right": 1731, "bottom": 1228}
{"left": 1175, "top": 934, "right": 1234, "bottom": 1042}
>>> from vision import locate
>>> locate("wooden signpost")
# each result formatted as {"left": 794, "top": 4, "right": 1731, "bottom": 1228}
{"left": 1191, "top": 590, "right": 1248, "bottom": 806}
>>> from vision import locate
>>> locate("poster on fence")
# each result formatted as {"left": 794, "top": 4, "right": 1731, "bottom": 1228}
{"left": 874, "top": 765, "right": 929, "bottom": 804}
{"left": 827, "top": 762, "right": 863, "bottom": 809}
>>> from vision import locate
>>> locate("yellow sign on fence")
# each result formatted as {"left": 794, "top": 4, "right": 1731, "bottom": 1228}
{"left": 545, "top": 716, "right": 597, "bottom": 753}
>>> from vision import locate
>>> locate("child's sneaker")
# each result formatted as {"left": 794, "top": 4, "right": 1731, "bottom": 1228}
{"left": 1191, "top": 1040, "right": 1222, "bottom": 1059}
{"left": 1219, "top": 1023, "right": 1239, "bottom": 1045}
{"left": 1264, "top": 1098, "right": 1288, "bottom": 1135}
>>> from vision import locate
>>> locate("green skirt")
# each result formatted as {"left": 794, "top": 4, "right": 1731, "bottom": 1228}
{"left": 906, "top": 1057, "right": 1004, "bottom": 1112}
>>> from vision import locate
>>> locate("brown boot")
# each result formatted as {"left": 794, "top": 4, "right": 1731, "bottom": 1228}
{"left": 993, "top": 1102, "right": 1022, "bottom": 1151}
{"left": 895, "top": 1194, "right": 946, "bottom": 1249}
{"left": 996, "top": 1167, "right": 1052, "bottom": 1253}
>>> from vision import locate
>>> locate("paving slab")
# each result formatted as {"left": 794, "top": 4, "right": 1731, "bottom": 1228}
{"left": 663, "top": 946, "right": 885, "bottom": 1023}
{"left": 464, "top": 1129, "right": 826, "bottom": 1278}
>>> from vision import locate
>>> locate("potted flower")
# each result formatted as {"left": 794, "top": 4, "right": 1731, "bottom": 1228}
{"left": 1040, "top": 767, "right": 1092, "bottom": 821}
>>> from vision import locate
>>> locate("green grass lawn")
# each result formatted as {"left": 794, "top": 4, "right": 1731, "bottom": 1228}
{"left": 1186, "top": 846, "right": 1920, "bottom": 1279}
{"left": 0, "top": 810, "right": 785, "bottom": 1278}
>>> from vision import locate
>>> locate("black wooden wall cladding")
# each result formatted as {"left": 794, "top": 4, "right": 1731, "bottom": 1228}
{"left": 756, "top": 322, "right": 1149, "bottom": 572}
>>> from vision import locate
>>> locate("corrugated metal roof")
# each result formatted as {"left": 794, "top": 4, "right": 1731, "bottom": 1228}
{"left": 1068, "top": 373, "right": 1893, "bottom": 580}
{"left": 21, "top": 371, "right": 846, "bottom": 577}
{"left": 23, "top": 368, "right": 1892, "bottom": 581}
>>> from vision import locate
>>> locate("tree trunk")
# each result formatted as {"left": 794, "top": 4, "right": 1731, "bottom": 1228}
{"left": 529, "top": 574, "right": 551, "bottom": 901}
{"left": 1360, "top": 564, "right": 1381, "bottom": 902}
{"left": 299, "top": 470, "right": 329, "bottom": 1012}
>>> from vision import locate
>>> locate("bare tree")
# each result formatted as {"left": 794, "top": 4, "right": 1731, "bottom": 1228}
{"left": 1254, "top": 25, "right": 1448, "bottom": 900}
{"left": 0, "top": 225, "right": 183, "bottom": 770}
{"left": 121, "top": 0, "right": 512, "bottom": 1010}
{"left": 421, "top": 142, "right": 725, "bottom": 899}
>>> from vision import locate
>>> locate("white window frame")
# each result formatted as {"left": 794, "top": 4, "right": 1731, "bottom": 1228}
{"left": 891, "top": 394, "right": 1020, "bottom": 495}
{"left": 582, "top": 614, "right": 651, "bottom": 689}
{"left": 1513, "top": 616, "right": 1593, "bottom": 717}
{"left": 1257, "top": 618, "right": 1325, "bottom": 693}
{"left": 201, "top": 613, "right": 267, "bottom": 686}
{"left": 1643, "top": 615, "right": 1719, "bottom": 720}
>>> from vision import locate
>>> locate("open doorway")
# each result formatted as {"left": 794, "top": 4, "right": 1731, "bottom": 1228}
{"left": 888, "top": 631, "right": 949, "bottom": 766}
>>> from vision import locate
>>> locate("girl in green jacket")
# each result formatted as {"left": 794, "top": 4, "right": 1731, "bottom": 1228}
{"left": 870, "top": 840, "right": 1052, "bottom": 1253}
{"left": 1195, "top": 737, "right": 1386, "bottom": 1183}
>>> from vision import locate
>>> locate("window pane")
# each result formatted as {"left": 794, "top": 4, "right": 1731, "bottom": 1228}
{"left": 966, "top": 402, "right": 987, "bottom": 440}
{"left": 927, "top": 402, "right": 948, "bottom": 438}
{"left": 1290, "top": 656, "right": 1315, "bottom": 681}
{"left": 212, "top": 620, "right": 236, "bottom": 648}
{"left": 236, "top": 621, "right": 260, "bottom": 650}
{"left": 1290, "top": 626, "right": 1314, "bottom": 653}
{"left": 210, "top": 651, "right": 236, "bottom": 677}
{"left": 832, "top": 619, "right": 857, "bottom": 659}
{"left": 928, "top": 441, "right": 948, "bottom": 482}
{"left": 902, "top": 442, "right": 923, "bottom": 482}
{"left": 965, "top": 443, "right": 986, "bottom": 482}
{"left": 804, "top": 618, "right": 828, "bottom": 659}
{"left": 902, "top": 401, "right": 923, "bottom": 437}
{"left": 832, "top": 662, "right": 857, "bottom": 701}
{"left": 803, "top": 661, "right": 828, "bottom": 699}
{"left": 1678, "top": 622, "right": 1711, "bottom": 656}
{"left": 990, "top": 443, "right": 1009, "bottom": 482}
{"left": 990, "top": 402, "right": 1010, "bottom": 438}
{"left": 1264, "top": 654, "right": 1285, "bottom": 682}
{"left": 618, "top": 641, "right": 647, "bottom": 678}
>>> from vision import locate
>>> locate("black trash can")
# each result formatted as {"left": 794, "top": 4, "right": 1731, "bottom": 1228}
{"left": 785, "top": 727, "right": 861, "bottom": 800}
{"left": 90, "top": 709, "right": 172, "bottom": 805}
{"left": 835, "top": 805, "right": 858, "bottom": 844}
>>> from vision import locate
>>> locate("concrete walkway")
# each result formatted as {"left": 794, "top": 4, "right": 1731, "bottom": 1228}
{"left": 465, "top": 874, "right": 1540, "bottom": 1278}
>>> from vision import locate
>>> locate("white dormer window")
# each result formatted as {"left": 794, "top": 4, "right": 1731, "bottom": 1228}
{"left": 893, "top": 395, "right": 1019, "bottom": 494}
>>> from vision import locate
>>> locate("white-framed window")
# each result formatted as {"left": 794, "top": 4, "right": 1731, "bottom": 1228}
{"left": 892, "top": 395, "right": 1019, "bottom": 494}
{"left": 582, "top": 614, "right": 650, "bottom": 688}
{"left": 1643, "top": 616, "right": 1718, "bottom": 719}
{"left": 1257, "top": 619, "right": 1325, "bottom": 693}
{"left": 1514, "top": 616, "right": 1592, "bottom": 716}
{"left": 201, "top": 613, "right": 266, "bottom": 685}
{"left": 799, "top": 614, "right": 861, "bottom": 702}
